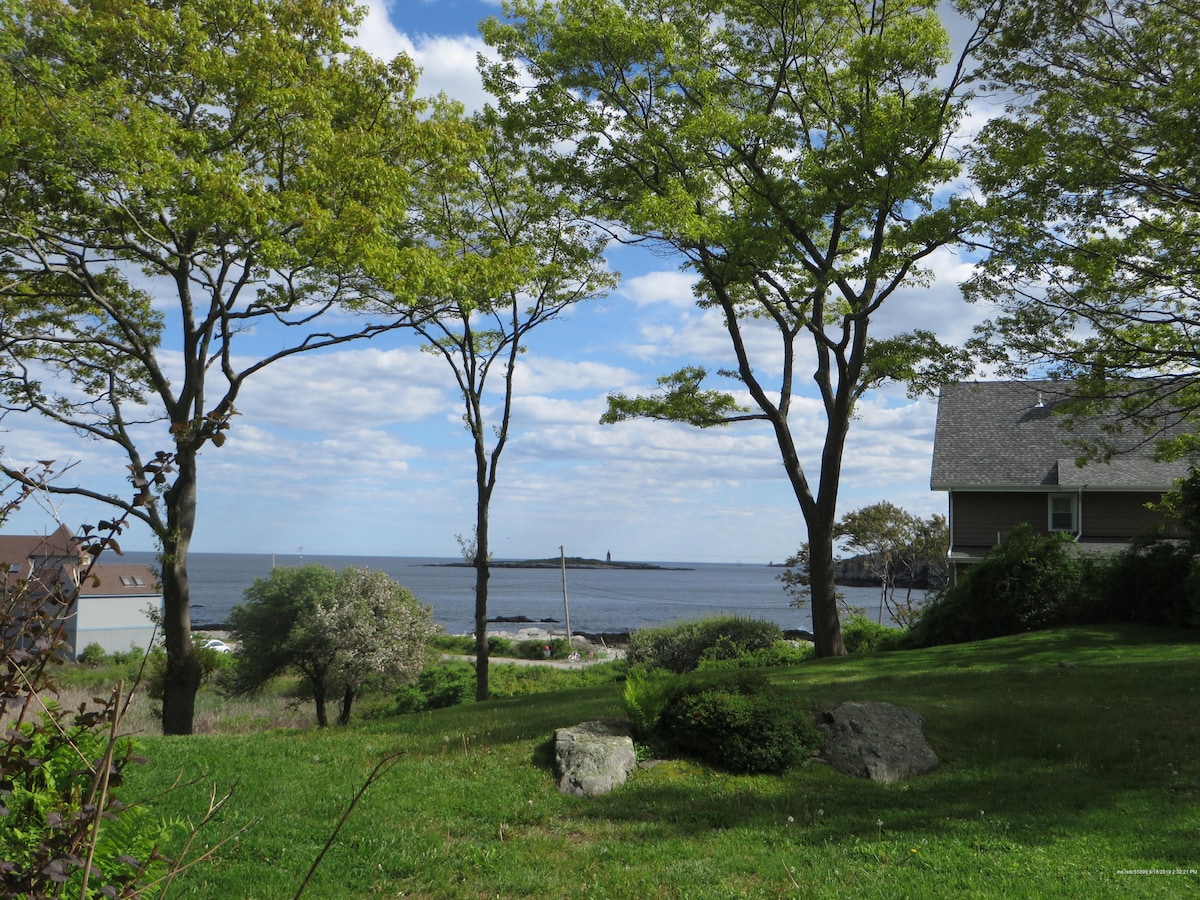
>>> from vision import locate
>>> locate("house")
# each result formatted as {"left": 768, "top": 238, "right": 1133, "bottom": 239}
{"left": 1, "top": 524, "right": 160, "bottom": 659}
{"left": 930, "top": 381, "right": 1191, "bottom": 579}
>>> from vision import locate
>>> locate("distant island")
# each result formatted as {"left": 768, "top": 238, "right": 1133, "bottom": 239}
{"left": 431, "top": 556, "right": 692, "bottom": 571}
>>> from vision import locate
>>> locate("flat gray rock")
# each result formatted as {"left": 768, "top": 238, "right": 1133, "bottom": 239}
{"left": 818, "top": 701, "right": 938, "bottom": 784}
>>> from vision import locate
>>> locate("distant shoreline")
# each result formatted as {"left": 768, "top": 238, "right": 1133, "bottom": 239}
{"left": 427, "top": 557, "right": 693, "bottom": 571}
{"left": 196, "top": 626, "right": 818, "bottom": 646}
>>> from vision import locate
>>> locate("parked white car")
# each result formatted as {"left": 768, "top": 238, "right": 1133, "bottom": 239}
{"left": 202, "top": 638, "right": 233, "bottom": 654}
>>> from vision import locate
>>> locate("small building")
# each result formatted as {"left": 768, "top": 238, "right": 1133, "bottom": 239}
{"left": 930, "top": 381, "right": 1191, "bottom": 579}
{"left": 1, "top": 524, "right": 160, "bottom": 659}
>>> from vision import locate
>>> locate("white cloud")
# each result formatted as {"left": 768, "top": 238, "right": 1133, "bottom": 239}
{"left": 509, "top": 395, "right": 607, "bottom": 426}
{"left": 626, "top": 309, "right": 733, "bottom": 362}
{"left": 233, "top": 346, "right": 450, "bottom": 430}
{"left": 621, "top": 271, "right": 698, "bottom": 308}
{"left": 510, "top": 358, "right": 641, "bottom": 395}
{"left": 353, "top": 3, "right": 496, "bottom": 110}
{"left": 869, "top": 245, "right": 986, "bottom": 346}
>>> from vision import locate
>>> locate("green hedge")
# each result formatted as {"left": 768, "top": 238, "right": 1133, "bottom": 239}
{"left": 626, "top": 616, "right": 783, "bottom": 673}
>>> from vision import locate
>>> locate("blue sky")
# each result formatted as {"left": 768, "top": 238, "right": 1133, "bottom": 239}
{"left": 1, "top": 0, "right": 990, "bottom": 564}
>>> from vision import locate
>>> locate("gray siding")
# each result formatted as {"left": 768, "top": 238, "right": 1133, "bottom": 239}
{"left": 951, "top": 492, "right": 1048, "bottom": 546}
{"left": 951, "top": 490, "right": 1179, "bottom": 547}
{"left": 1082, "top": 492, "right": 1181, "bottom": 539}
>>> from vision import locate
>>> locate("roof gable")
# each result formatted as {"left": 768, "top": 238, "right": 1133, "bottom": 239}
{"left": 0, "top": 523, "right": 80, "bottom": 568}
{"left": 931, "top": 381, "right": 1192, "bottom": 490}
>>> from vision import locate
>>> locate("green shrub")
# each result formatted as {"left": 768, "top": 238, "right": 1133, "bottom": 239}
{"left": 431, "top": 634, "right": 475, "bottom": 654}
{"left": 78, "top": 642, "right": 108, "bottom": 666}
{"left": 907, "top": 524, "right": 1101, "bottom": 647}
{"left": 1, "top": 702, "right": 182, "bottom": 897}
{"left": 146, "top": 640, "right": 231, "bottom": 701}
{"left": 1102, "top": 537, "right": 1200, "bottom": 627}
{"left": 488, "top": 636, "right": 515, "bottom": 657}
{"left": 426, "top": 634, "right": 557, "bottom": 659}
{"left": 627, "top": 616, "right": 783, "bottom": 673}
{"left": 109, "top": 646, "right": 145, "bottom": 666}
{"left": 696, "top": 639, "right": 813, "bottom": 670}
{"left": 393, "top": 661, "right": 476, "bottom": 713}
{"left": 656, "top": 671, "right": 818, "bottom": 773}
{"left": 515, "top": 638, "right": 568, "bottom": 660}
{"left": 840, "top": 615, "right": 904, "bottom": 653}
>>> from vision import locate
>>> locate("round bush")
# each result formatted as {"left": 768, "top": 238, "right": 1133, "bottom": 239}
{"left": 77, "top": 642, "right": 107, "bottom": 666}
{"left": 656, "top": 671, "right": 819, "bottom": 773}
{"left": 840, "top": 615, "right": 904, "bottom": 654}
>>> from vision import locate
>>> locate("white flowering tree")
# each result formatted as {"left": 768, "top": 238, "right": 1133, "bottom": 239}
{"left": 229, "top": 565, "right": 438, "bottom": 727}
{"left": 305, "top": 567, "right": 440, "bottom": 726}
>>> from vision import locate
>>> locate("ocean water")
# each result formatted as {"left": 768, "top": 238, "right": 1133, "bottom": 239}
{"left": 120, "top": 551, "right": 909, "bottom": 636}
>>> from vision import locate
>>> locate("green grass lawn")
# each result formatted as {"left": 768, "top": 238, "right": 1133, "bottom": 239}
{"left": 124, "top": 625, "right": 1200, "bottom": 898}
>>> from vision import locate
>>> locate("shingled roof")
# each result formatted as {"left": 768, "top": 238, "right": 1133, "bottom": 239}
{"left": 79, "top": 564, "right": 160, "bottom": 597}
{"left": 0, "top": 524, "right": 157, "bottom": 597}
{"left": 930, "top": 381, "right": 1191, "bottom": 491}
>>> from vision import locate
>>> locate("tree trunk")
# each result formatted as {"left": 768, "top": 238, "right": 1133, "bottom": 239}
{"left": 473, "top": 498, "right": 491, "bottom": 702}
{"left": 159, "top": 452, "right": 202, "bottom": 735}
{"left": 769, "top": 408, "right": 847, "bottom": 659}
{"left": 806, "top": 517, "right": 846, "bottom": 658}
{"left": 313, "top": 676, "right": 329, "bottom": 728}
{"left": 715, "top": 284, "right": 848, "bottom": 660}
{"left": 338, "top": 686, "right": 355, "bottom": 726}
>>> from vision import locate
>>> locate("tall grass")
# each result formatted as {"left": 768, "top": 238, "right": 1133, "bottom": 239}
{"left": 124, "top": 625, "right": 1200, "bottom": 898}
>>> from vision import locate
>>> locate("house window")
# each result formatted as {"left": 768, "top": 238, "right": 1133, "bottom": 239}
{"left": 1049, "top": 493, "right": 1078, "bottom": 533}
{"left": 119, "top": 575, "right": 145, "bottom": 586}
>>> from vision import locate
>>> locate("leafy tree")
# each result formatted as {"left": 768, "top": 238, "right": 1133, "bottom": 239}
{"left": 836, "top": 502, "right": 916, "bottom": 618}
{"left": 901, "top": 513, "right": 951, "bottom": 606}
{"left": 965, "top": 0, "right": 1200, "bottom": 457}
{"left": 0, "top": 0, "right": 454, "bottom": 733}
{"left": 406, "top": 110, "right": 613, "bottom": 700}
{"left": 482, "top": 0, "right": 988, "bottom": 657}
{"left": 228, "top": 564, "right": 340, "bottom": 725}
{"left": 836, "top": 502, "right": 948, "bottom": 624}
{"left": 229, "top": 565, "right": 438, "bottom": 727}
{"left": 304, "top": 567, "right": 440, "bottom": 725}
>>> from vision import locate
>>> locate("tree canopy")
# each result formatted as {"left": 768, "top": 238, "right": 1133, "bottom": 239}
{"left": 483, "top": 0, "right": 986, "bottom": 655}
{"left": 0, "top": 0, "right": 457, "bottom": 733}
{"left": 966, "top": 0, "right": 1200, "bottom": 457}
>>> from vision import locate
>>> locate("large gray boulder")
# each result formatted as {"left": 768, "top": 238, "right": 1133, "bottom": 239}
{"left": 554, "top": 720, "right": 636, "bottom": 797}
{"left": 818, "top": 701, "right": 938, "bottom": 784}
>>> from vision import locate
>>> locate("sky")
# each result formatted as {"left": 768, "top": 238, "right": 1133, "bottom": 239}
{"left": 1, "top": 0, "right": 994, "bottom": 565}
